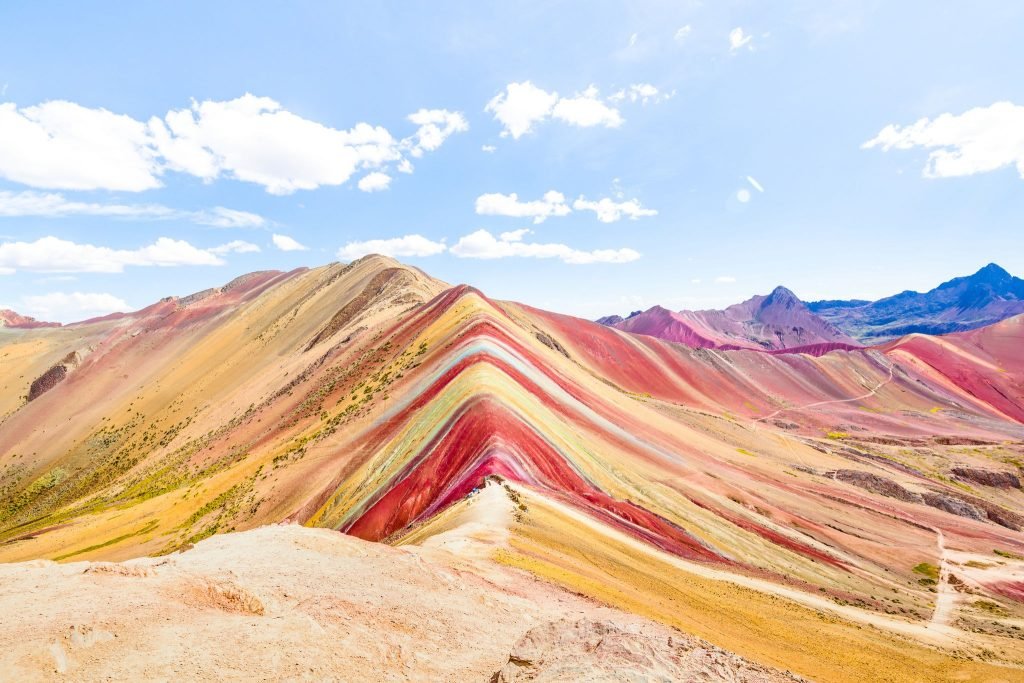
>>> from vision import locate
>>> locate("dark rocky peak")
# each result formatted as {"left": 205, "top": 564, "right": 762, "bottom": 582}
{"left": 971, "top": 262, "right": 1011, "bottom": 284}
{"left": 762, "top": 286, "right": 802, "bottom": 309}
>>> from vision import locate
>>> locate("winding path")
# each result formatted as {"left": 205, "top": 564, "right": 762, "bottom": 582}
{"left": 748, "top": 355, "right": 959, "bottom": 637}
{"left": 754, "top": 353, "right": 896, "bottom": 428}
{"left": 930, "top": 528, "right": 956, "bottom": 629}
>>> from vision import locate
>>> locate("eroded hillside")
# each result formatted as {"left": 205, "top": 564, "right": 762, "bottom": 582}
{"left": 2, "top": 255, "right": 1024, "bottom": 681}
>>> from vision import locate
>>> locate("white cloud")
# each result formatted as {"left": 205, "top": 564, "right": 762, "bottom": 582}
{"left": 691, "top": 278, "right": 702, "bottom": 284}
{"left": 485, "top": 81, "right": 659, "bottom": 139}
{"left": 715, "top": 275, "right": 736, "bottom": 283}
{"left": 33, "top": 275, "right": 77, "bottom": 284}
{"left": 337, "top": 234, "right": 447, "bottom": 260}
{"left": 396, "top": 158, "right": 414, "bottom": 174}
{"left": 481, "top": 144, "right": 496, "bottom": 153}
{"left": 611, "top": 177, "right": 625, "bottom": 199}
{"left": 0, "top": 190, "right": 266, "bottom": 228}
{"left": 195, "top": 207, "right": 267, "bottom": 228}
{"left": 610, "top": 84, "right": 671, "bottom": 105}
{"left": 674, "top": 25, "right": 692, "bottom": 42}
{"left": 404, "top": 109, "right": 468, "bottom": 157}
{"left": 729, "top": 27, "right": 753, "bottom": 52}
{"left": 499, "top": 228, "right": 531, "bottom": 242}
{"left": 746, "top": 176, "right": 765, "bottom": 192}
{"left": 209, "top": 240, "right": 260, "bottom": 255}
{"left": 0, "top": 101, "right": 160, "bottom": 192}
{"left": 628, "top": 32, "right": 639, "bottom": 47}
{"left": 271, "top": 233, "right": 308, "bottom": 252}
{"left": 736, "top": 188, "right": 752, "bottom": 203}
{"left": 451, "top": 229, "right": 640, "bottom": 264}
{"left": 0, "top": 95, "right": 468, "bottom": 194}
{"left": 572, "top": 196, "right": 657, "bottom": 222}
{"left": 630, "top": 84, "right": 663, "bottom": 105}
{"left": 0, "top": 236, "right": 224, "bottom": 274}
{"left": 551, "top": 86, "right": 623, "bottom": 128}
{"left": 154, "top": 94, "right": 402, "bottom": 195}
{"left": 357, "top": 171, "right": 392, "bottom": 192}
{"left": 21, "top": 292, "right": 129, "bottom": 322}
{"left": 485, "top": 81, "right": 560, "bottom": 139}
{"left": 862, "top": 101, "right": 1024, "bottom": 179}
{"left": 475, "top": 190, "right": 571, "bottom": 223}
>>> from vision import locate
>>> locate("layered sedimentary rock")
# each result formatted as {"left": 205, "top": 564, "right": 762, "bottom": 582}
{"left": 2, "top": 255, "right": 1023, "bottom": 681}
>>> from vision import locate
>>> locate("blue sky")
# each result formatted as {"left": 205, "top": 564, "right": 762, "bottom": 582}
{"left": 1, "top": 1, "right": 1023, "bottom": 322}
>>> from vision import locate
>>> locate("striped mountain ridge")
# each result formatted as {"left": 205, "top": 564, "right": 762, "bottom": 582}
{"left": 1, "top": 255, "right": 1024, "bottom": 681}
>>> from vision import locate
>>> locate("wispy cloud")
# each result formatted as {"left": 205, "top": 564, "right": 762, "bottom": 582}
{"left": 271, "top": 234, "right": 308, "bottom": 252}
{"left": 0, "top": 235, "right": 237, "bottom": 274}
{"left": 573, "top": 196, "right": 658, "bottom": 222}
{"left": 357, "top": 171, "right": 392, "bottom": 192}
{"left": 608, "top": 84, "right": 673, "bottom": 106}
{"left": 0, "top": 190, "right": 266, "bottom": 228}
{"left": 20, "top": 291, "right": 129, "bottom": 321}
{"left": 338, "top": 234, "right": 446, "bottom": 260}
{"left": 209, "top": 240, "right": 260, "bottom": 255}
{"left": 451, "top": 229, "right": 640, "bottom": 264}
{"left": 486, "top": 81, "right": 668, "bottom": 139}
{"left": 729, "top": 27, "right": 753, "bottom": 52}
{"left": 476, "top": 190, "right": 656, "bottom": 223}
{"left": 475, "top": 191, "right": 571, "bottom": 223}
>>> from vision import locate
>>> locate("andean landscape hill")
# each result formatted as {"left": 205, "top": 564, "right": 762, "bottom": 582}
{"left": 602, "top": 263, "right": 1024, "bottom": 352}
{"left": 1, "top": 255, "right": 1023, "bottom": 681}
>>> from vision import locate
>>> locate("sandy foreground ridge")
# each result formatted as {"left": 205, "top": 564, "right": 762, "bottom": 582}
{"left": 0, "top": 486, "right": 800, "bottom": 682}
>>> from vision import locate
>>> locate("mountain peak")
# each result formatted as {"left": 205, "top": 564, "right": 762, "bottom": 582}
{"left": 814, "top": 263, "right": 1024, "bottom": 342}
{"left": 972, "top": 262, "right": 1011, "bottom": 282}
{"left": 764, "top": 286, "right": 801, "bottom": 306}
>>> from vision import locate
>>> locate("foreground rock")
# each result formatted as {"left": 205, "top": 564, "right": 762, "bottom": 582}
{"left": 492, "top": 618, "right": 802, "bottom": 682}
{"left": 0, "top": 524, "right": 793, "bottom": 682}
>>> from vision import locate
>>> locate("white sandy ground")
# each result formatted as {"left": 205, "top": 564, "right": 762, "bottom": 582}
{"left": 0, "top": 485, "right": 800, "bottom": 682}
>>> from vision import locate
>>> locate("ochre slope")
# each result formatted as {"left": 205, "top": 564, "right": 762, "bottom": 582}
{"left": 2, "top": 258, "right": 1024, "bottom": 680}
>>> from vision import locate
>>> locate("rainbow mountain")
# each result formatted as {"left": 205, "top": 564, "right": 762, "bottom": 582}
{"left": 2, "top": 255, "right": 1023, "bottom": 681}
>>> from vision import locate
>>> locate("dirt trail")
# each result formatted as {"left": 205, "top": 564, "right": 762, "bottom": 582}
{"left": 754, "top": 353, "right": 895, "bottom": 427}
{"left": 747, "top": 356, "right": 964, "bottom": 643}
{"left": 930, "top": 528, "right": 956, "bottom": 629}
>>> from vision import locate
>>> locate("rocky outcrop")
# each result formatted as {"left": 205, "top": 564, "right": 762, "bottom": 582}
{"left": 305, "top": 268, "right": 408, "bottom": 351}
{"left": 921, "top": 492, "right": 987, "bottom": 522}
{"left": 27, "top": 351, "right": 82, "bottom": 401}
{"left": 27, "top": 365, "right": 69, "bottom": 401}
{"left": 829, "top": 470, "right": 923, "bottom": 503}
{"left": 950, "top": 467, "right": 1021, "bottom": 489}
{"left": 535, "top": 331, "right": 570, "bottom": 359}
{"left": 178, "top": 288, "right": 219, "bottom": 307}
{"left": 921, "top": 491, "right": 1023, "bottom": 530}
{"left": 829, "top": 469, "right": 1023, "bottom": 530}
{"left": 491, "top": 618, "right": 801, "bottom": 683}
